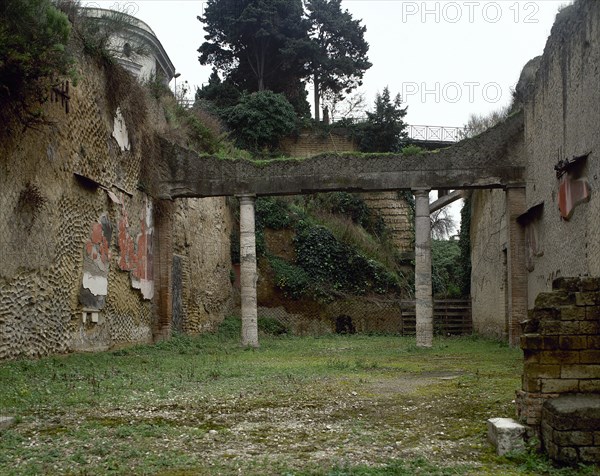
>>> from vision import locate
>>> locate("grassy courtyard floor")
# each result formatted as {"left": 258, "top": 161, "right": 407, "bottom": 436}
{"left": 0, "top": 328, "right": 598, "bottom": 475}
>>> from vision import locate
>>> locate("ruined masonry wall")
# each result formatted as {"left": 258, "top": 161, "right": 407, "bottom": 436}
{"left": 470, "top": 189, "right": 508, "bottom": 339}
{"left": 0, "top": 55, "right": 233, "bottom": 359}
{"left": 516, "top": 277, "right": 600, "bottom": 427}
{"left": 523, "top": 2, "right": 600, "bottom": 305}
{"left": 172, "top": 198, "right": 234, "bottom": 334}
{"left": 279, "top": 129, "right": 357, "bottom": 159}
{"left": 361, "top": 192, "right": 413, "bottom": 254}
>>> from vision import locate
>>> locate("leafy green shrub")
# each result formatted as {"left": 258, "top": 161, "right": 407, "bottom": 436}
{"left": 256, "top": 197, "right": 292, "bottom": 230}
{"left": 215, "top": 315, "right": 241, "bottom": 339}
{"left": 269, "top": 256, "right": 310, "bottom": 299}
{"left": 0, "top": 0, "right": 73, "bottom": 128}
{"left": 294, "top": 222, "right": 344, "bottom": 285}
{"left": 186, "top": 114, "right": 220, "bottom": 153}
{"left": 257, "top": 316, "right": 290, "bottom": 336}
{"left": 294, "top": 221, "right": 399, "bottom": 299}
{"left": 223, "top": 90, "right": 297, "bottom": 152}
{"left": 316, "top": 192, "right": 368, "bottom": 224}
{"left": 401, "top": 144, "right": 425, "bottom": 156}
{"left": 160, "top": 98, "right": 221, "bottom": 154}
{"left": 432, "top": 239, "right": 462, "bottom": 298}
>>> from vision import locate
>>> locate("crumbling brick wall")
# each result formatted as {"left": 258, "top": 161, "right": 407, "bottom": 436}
{"left": 516, "top": 277, "right": 600, "bottom": 427}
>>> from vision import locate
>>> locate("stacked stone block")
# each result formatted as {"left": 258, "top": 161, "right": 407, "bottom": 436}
{"left": 516, "top": 277, "right": 600, "bottom": 427}
{"left": 541, "top": 394, "right": 600, "bottom": 464}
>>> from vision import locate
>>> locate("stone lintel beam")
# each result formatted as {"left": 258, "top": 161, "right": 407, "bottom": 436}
{"left": 155, "top": 111, "right": 525, "bottom": 199}
{"left": 429, "top": 189, "right": 463, "bottom": 214}
{"left": 414, "top": 188, "right": 433, "bottom": 348}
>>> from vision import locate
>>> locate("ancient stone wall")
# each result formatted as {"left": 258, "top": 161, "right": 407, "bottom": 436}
{"left": 0, "top": 54, "right": 233, "bottom": 359}
{"left": 172, "top": 197, "right": 235, "bottom": 334}
{"left": 279, "top": 128, "right": 357, "bottom": 159}
{"left": 361, "top": 192, "right": 413, "bottom": 254}
{"left": 470, "top": 189, "right": 508, "bottom": 339}
{"left": 522, "top": 1, "right": 600, "bottom": 305}
{"left": 468, "top": 0, "right": 600, "bottom": 339}
{"left": 541, "top": 394, "right": 600, "bottom": 465}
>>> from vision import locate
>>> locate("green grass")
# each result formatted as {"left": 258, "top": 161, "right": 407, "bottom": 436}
{"left": 0, "top": 332, "right": 597, "bottom": 475}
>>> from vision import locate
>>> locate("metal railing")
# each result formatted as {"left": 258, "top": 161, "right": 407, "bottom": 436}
{"left": 406, "top": 125, "right": 465, "bottom": 143}
{"left": 339, "top": 117, "right": 466, "bottom": 143}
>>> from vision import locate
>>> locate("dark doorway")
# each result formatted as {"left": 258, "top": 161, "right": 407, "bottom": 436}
{"left": 335, "top": 315, "right": 356, "bottom": 334}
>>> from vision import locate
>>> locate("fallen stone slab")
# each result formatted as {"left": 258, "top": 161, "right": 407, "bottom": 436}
{"left": 0, "top": 416, "right": 16, "bottom": 430}
{"left": 487, "top": 417, "right": 527, "bottom": 456}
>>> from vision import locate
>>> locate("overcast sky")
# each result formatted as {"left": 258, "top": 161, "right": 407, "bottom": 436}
{"left": 84, "top": 0, "right": 567, "bottom": 127}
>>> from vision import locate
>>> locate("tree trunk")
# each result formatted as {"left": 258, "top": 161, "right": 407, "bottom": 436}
{"left": 314, "top": 74, "right": 320, "bottom": 122}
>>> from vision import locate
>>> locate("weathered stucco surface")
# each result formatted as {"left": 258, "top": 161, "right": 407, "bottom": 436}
{"left": 0, "top": 55, "right": 233, "bottom": 359}
{"left": 470, "top": 189, "right": 507, "bottom": 339}
{"left": 172, "top": 197, "right": 234, "bottom": 334}
{"left": 522, "top": 1, "right": 600, "bottom": 306}
{"left": 469, "top": 0, "right": 600, "bottom": 334}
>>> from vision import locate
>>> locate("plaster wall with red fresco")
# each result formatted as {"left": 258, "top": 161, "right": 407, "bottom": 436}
{"left": 469, "top": 1, "right": 600, "bottom": 337}
{"left": 0, "top": 52, "right": 234, "bottom": 359}
{"left": 521, "top": 1, "right": 600, "bottom": 308}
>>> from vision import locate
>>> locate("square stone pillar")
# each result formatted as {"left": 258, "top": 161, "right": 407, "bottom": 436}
{"left": 153, "top": 200, "right": 174, "bottom": 341}
{"left": 505, "top": 186, "right": 527, "bottom": 346}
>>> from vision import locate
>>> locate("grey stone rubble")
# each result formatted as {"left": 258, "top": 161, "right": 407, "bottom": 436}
{"left": 0, "top": 416, "right": 16, "bottom": 430}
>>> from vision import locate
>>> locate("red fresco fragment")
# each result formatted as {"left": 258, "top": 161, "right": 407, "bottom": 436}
{"left": 558, "top": 175, "right": 591, "bottom": 220}
{"left": 85, "top": 217, "right": 111, "bottom": 268}
{"left": 118, "top": 203, "right": 136, "bottom": 271}
{"left": 117, "top": 198, "right": 153, "bottom": 288}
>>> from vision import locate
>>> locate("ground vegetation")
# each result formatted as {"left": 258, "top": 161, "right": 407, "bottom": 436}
{"left": 1, "top": 332, "right": 595, "bottom": 475}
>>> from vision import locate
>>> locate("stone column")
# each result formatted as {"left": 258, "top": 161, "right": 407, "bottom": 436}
{"left": 239, "top": 195, "right": 259, "bottom": 348}
{"left": 414, "top": 188, "right": 433, "bottom": 348}
{"left": 505, "top": 186, "right": 527, "bottom": 347}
